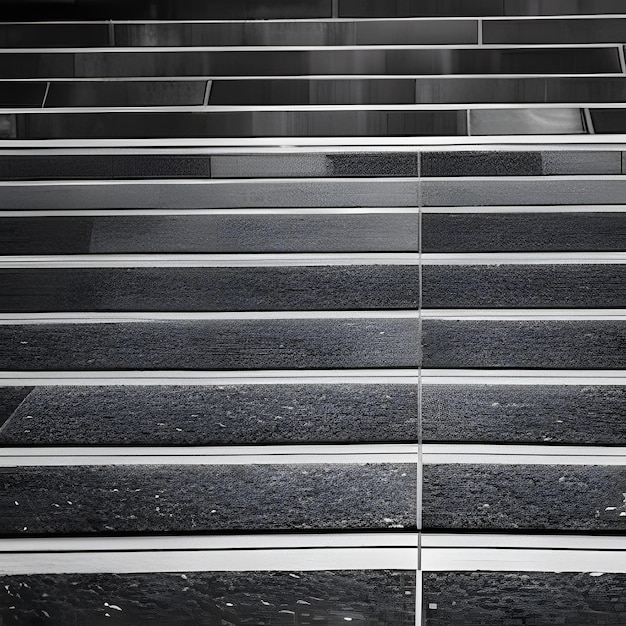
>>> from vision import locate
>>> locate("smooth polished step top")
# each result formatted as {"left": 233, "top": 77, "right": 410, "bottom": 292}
{"left": 423, "top": 464, "right": 626, "bottom": 531}
{"left": 422, "top": 385, "right": 626, "bottom": 445}
{"left": 0, "top": 214, "right": 420, "bottom": 255}
{"left": 0, "top": 570, "right": 416, "bottom": 626}
{"left": 0, "top": 319, "right": 421, "bottom": 371}
{"left": 0, "top": 463, "right": 416, "bottom": 535}
{"left": 423, "top": 572, "right": 626, "bottom": 626}
{"left": 0, "top": 384, "right": 418, "bottom": 446}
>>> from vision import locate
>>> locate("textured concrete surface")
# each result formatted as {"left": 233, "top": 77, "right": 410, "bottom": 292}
{"left": 0, "top": 464, "right": 416, "bottom": 535}
{"left": 0, "top": 570, "right": 416, "bottom": 626}
{"left": 424, "top": 572, "right": 626, "bottom": 626}
{"left": 0, "top": 384, "right": 418, "bottom": 446}
{"left": 0, "top": 266, "right": 419, "bottom": 312}
{"left": 422, "top": 213, "right": 626, "bottom": 252}
{"left": 422, "top": 320, "right": 626, "bottom": 369}
{"left": 423, "top": 464, "right": 626, "bottom": 531}
{"left": 422, "top": 385, "right": 626, "bottom": 445}
{"left": 422, "top": 265, "right": 626, "bottom": 308}
{"left": 0, "top": 387, "right": 32, "bottom": 431}
{"left": 0, "top": 214, "right": 419, "bottom": 255}
{"left": 0, "top": 319, "right": 420, "bottom": 371}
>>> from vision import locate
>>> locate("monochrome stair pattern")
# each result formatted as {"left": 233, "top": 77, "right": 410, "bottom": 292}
{"left": 1, "top": 3, "right": 626, "bottom": 626}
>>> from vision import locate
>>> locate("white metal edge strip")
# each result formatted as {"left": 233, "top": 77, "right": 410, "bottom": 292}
{"left": 0, "top": 43, "right": 621, "bottom": 52}
{"left": 0, "top": 311, "right": 420, "bottom": 324}
{"left": 0, "top": 253, "right": 419, "bottom": 268}
{"left": 421, "top": 309, "right": 626, "bottom": 320}
{"left": 422, "top": 534, "right": 626, "bottom": 550}
{"left": 421, "top": 370, "right": 626, "bottom": 385}
{"left": 1, "top": 206, "right": 624, "bottom": 218}
{"left": 0, "top": 207, "right": 420, "bottom": 217}
{"left": 0, "top": 548, "right": 417, "bottom": 575}
{"left": 422, "top": 253, "right": 626, "bottom": 265}
{"left": 422, "top": 443, "right": 626, "bottom": 465}
{"left": 0, "top": 369, "right": 421, "bottom": 385}
{"left": 0, "top": 533, "right": 419, "bottom": 553}
{"left": 1, "top": 252, "right": 624, "bottom": 267}
{"left": 1, "top": 310, "right": 624, "bottom": 323}
{"left": 422, "top": 548, "right": 626, "bottom": 573}
{"left": 0, "top": 369, "right": 622, "bottom": 386}
{"left": 0, "top": 445, "right": 417, "bottom": 467}
{"left": 4, "top": 135, "right": 626, "bottom": 148}
{"left": 422, "top": 205, "right": 626, "bottom": 213}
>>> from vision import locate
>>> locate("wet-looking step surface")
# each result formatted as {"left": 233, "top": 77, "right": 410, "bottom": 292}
{"left": 0, "top": 384, "right": 418, "bottom": 446}
{"left": 0, "top": 463, "right": 416, "bottom": 535}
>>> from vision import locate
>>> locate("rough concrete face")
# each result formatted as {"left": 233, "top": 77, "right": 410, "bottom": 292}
{"left": 423, "top": 572, "right": 626, "bottom": 626}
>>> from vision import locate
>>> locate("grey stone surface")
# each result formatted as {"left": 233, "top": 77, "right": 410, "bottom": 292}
{"left": 421, "top": 151, "right": 543, "bottom": 177}
{"left": 470, "top": 108, "right": 585, "bottom": 136}
{"left": 423, "top": 464, "right": 626, "bottom": 531}
{"left": 211, "top": 153, "right": 417, "bottom": 178}
{"left": 0, "top": 463, "right": 416, "bottom": 535}
{"left": 45, "top": 80, "right": 206, "bottom": 108}
{"left": 541, "top": 150, "right": 622, "bottom": 174}
{"left": 209, "top": 78, "right": 418, "bottom": 105}
{"left": 484, "top": 16, "right": 626, "bottom": 43}
{"left": 422, "top": 213, "right": 626, "bottom": 252}
{"left": 0, "top": 179, "right": 420, "bottom": 209}
{"left": 422, "top": 385, "right": 626, "bottom": 445}
{"left": 0, "top": 384, "right": 418, "bottom": 446}
{"left": 10, "top": 111, "right": 467, "bottom": 140}
{"left": 0, "top": 217, "right": 94, "bottom": 255}
{"left": 0, "top": 387, "right": 32, "bottom": 431}
{"left": 0, "top": 266, "right": 419, "bottom": 312}
{"left": 90, "top": 214, "right": 420, "bottom": 254}
{"left": 0, "top": 319, "right": 420, "bottom": 371}
{"left": 421, "top": 178, "right": 626, "bottom": 206}
{"left": 0, "top": 570, "right": 416, "bottom": 626}
{"left": 424, "top": 572, "right": 626, "bottom": 626}
{"left": 422, "top": 265, "right": 626, "bottom": 308}
{"left": 422, "top": 320, "right": 626, "bottom": 369}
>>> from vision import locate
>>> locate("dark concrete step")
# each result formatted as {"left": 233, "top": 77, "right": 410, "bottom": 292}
{"left": 422, "top": 385, "right": 626, "bottom": 445}
{"left": 422, "top": 213, "right": 626, "bottom": 253}
{"left": 0, "top": 152, "right": 418, "bottom": 180}
{"left": 422, "top": 265, "right": 626, "bottom": 309}
{"left": 423, "top": 464, "right": 626, "bottom": 531}
{"left": 421, "top": 150, "right": 622, "bottom": 177}
{"left": 0, "top": 463, "right": 416, "bottom": 535}
{"left": 0, "top": 266, "right": 419, "bottom": 313}
{"left": 423, "top": 572, "right": 626, "bottom": 626}
{"left": 0, "top": 570, "right": 416, "bottom": 626}
{"left": 0, "top": 179, "right": 420, "bottom": 209}
{"left": 0, "top": 48, "right": 616, "bottom": 79}
{"left": 2, "top": 110, "right": 469, "bottom": 140}
{"left": 422, "top": 319, "right": 626, "bottom": 369}
{"left": 0, "top": 383, "right": 417, "bottom": 446}
{"left": 421, "top": 178, "right": 626, "bottom": 206}
{"left": 0, "top": 318, "right": 420, "bottom": 371}
{"left": 0, "top": 214, "right": 419, "bottom": 255}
